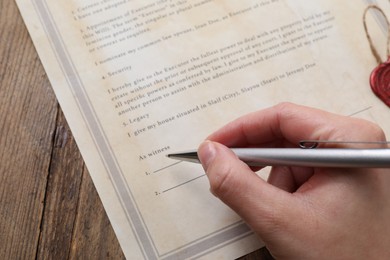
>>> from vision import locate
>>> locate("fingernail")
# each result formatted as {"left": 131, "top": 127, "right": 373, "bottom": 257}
{"left": 198, "top": 141, "right": 216, "bottom": 171}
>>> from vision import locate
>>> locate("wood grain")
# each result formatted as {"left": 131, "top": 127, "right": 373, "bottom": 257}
{"left": 0, "top": 0, "right": 57, "bottom": 258}
{"left": 0, "top": 0, "right": 271, "bottom": 258}
{"left": 35, "top": 110, "right": 84, "bottom": 259}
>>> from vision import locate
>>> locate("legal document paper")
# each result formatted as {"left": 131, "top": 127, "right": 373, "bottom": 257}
{"left": 16, "top": 0, "right": 390, "bottom": 258}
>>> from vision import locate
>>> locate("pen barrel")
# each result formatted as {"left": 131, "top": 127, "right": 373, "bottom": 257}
{"left": 232, "top": 148, "right": 390, "bottom": 168}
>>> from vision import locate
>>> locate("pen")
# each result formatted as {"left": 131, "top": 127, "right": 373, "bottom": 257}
{"left": 167, "top": 148, "right": 390, "bottom": 168}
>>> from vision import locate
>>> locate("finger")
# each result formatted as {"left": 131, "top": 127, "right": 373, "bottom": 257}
{"left": 206, "top": 102, "right": 385, "bottom": 148}
{"left": 198, "top": 141, "right": 297, "bottom": 233}
{"left": 268, "top": 167, "right": 314, "bottom": 193}
{"left": 267, "top": 167, "right": 297, "bottom": 192}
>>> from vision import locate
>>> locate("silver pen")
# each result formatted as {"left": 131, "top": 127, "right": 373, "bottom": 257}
{"left": 167, "top": 148, "right": 390, "bottom": 168}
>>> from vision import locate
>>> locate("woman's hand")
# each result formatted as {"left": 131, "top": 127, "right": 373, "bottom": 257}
{"left": 198, "top": 102, "right": 390, "bottom": 259}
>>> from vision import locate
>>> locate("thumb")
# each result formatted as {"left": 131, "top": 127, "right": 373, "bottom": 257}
{"left": 198, "top": 141, "right": 299, "bottom": 236}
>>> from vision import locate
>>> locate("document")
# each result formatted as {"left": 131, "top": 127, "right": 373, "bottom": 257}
{"left": 16, "top": 0, "right": 390, "bottom": 259}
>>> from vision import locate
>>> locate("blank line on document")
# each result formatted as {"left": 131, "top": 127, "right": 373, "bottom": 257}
{"left": 349, "top": 106, "right": 373, "bottom": 117}
{"left": 162, "top": 175, "right": 206, "bottom": 193}
{"left": 154, "top": 161, "right": 182, "bottom": 174}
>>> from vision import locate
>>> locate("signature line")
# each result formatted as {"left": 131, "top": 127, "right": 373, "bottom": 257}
{"left": 162, "top": 175, "right": 206, "bottom": 193}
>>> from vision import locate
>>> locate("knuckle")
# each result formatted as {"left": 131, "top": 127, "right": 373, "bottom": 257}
{"left": 354, "top": 119, "right": 386, "bottom": 142}
{"left": 274, "top": 102, "right": 295, "bottom": 112}
{"left": 208, "top": 163, "right": 236, "bottom": 198}
{"left": 367, "top": 123, "right": 386, "bottom": 141}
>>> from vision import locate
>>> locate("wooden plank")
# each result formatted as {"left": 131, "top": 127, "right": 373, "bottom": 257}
{"left": 239, "top": 247, "right": 274, "bottom": 260}
{"left": 69, "top": 164, "right": 126, "bottom": 259}
{"left": 0, "top": 0, "right": 58, "bottom": 258}
{"left": 36, "top": 109, "right": 126, "bottom": 259}
{"left": 35, "top": 110, "right": 84, "bottom": 259}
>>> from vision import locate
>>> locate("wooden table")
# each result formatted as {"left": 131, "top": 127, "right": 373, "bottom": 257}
{"left": 0, "top": 0, "right": 273, "bottom": 259}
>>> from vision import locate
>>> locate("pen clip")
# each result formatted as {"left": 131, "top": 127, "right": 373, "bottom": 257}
{"left": 299, "top": 140, "right": 390, "bottom": 149}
